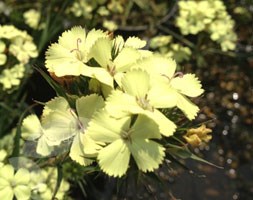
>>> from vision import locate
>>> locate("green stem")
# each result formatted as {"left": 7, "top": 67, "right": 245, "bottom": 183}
{"left": 171, "top": 136, "right": 186, "bottom": 146}
{"left": 204, "top": 47, "right": 237, "bottom": 57}
{"left": 52, "top": 165, "right": 63, "bottom": 200}
{"left": 157, "top": 25, "right": 195, "bottom": 48}
{"left": 122, "top": 0, "right": 134, "bottom": 26}
{"left": 77, "top": 179, "right": 87, "bottom": 198}
{"left": 11, "top": 103, "right": 37, "bottom": 157}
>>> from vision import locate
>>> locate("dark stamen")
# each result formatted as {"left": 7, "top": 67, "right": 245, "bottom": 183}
{"left": 70, "top": 38, "right": 82, "bottom": 53}
{"left": 173, "top": 72, "right": 184, "bottom": 78}
{"left": 70, "top": 108, "right": 85, "bottom": 132}
{"left": 161, "top": 71, "right": 184, "bottom": 80}
{"left": 121, "top": 129, "right": 133, "bottom": 143}
{"left": 107, "top": 62, "right": 116, "bottom": 76}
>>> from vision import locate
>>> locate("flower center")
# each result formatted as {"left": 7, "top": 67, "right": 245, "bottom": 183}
{"left": 107, "top": 61, "right": 116, "bottom": 76}
{"left": 70, "top": 38, "right": 83, "bottom": 61}
{"left": 121, "top": 129, "right": 133, "bottom": 143}
{"left": 136, "top": 94, "right": 153, "bottom": 111}
{"left": 10, "top": 179, "right": 16, "bottom": 188}
{"left": 77, "top": 119, "right": 85, "bottom": 132}
{"left": 70, "top": 109, "right": 85, "bottom": 133}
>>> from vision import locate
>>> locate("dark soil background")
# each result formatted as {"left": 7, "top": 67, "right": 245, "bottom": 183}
{"left": 169, "top": 58, "right": 253, "bottom": 200}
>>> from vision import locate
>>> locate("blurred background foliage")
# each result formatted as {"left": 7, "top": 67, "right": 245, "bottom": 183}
{"left": 0, "top": 0, "right": 252, "bottom": 199}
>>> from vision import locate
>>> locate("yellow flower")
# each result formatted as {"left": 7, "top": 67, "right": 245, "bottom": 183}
{"left": 103, "top": 20, "right": 118, "bottom": 31}
{"left": 0, "top": 165, "right": 31, "bottom": 200}
{"left": 9, "top": 37, "right": 38, "bottom": 64}
{"left": 150, "top": 35, "right": 172, "bottom": 49}
{"left": 0, "top": 25, "right": 27, "bottom": 40}
{"left": 0, "top": 64, "right": 25, "bottom": 90}
{"left": 176, "top": 0, "right": 237, "bottom": 51}
{"left": 131, "top": 55, "right": 204, "bottom": 120}
{"left": 45, "top": 26, "right": 108, "bottom": 77}
{"left": 23, "top": 9, "right": 41, "bottom": 29}
{"left": 0, "top": 40, "right": 7, "bottom": 66}
{"left": 184, "top": 124, "right": 212, "bottom": 147}
{"left": 30, "top": 167, "right": 69, "bottom": 200}
{"left": 0, "top": 25, "right": 38, "bottom": 64}
{"left": 85, "top": 112, "right": 165, "bottom": 177}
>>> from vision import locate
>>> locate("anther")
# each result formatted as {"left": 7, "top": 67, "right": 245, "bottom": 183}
{"left": 173, "top": 72, "right": 184, "bottom": 78}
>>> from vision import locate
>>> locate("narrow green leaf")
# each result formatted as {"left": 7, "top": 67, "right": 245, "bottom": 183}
{"left": 52, "top": 165, "right": 63, "bottom": 200}
{"left": 77, "top": 180, "right": 87, "bottom": 198}
{"left": 166, "top": 144, "right": 223, "bottom": 168}
{"left": 34, "top": 66, "right": 67, "bottom": 98}
{"left": 11, "top": 103, "right": 37, "bottom": 158}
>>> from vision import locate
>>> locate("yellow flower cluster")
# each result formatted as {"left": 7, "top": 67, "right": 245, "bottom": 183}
{"left": 0, "top": 64, "right": 25, "bottom": 90}
{"left": 67, "top": 0, "right": 119, "bottom": 31}
{"left": 22, "top": 26, "right": 205, "bottom": 178}
{"left": 0, "top": 134, "right": 70, "bottom": 200}
{"left": 29, "top": 167, "right": 70, "bottom": 200}
{"left": 0, "top": 161, "right": 70, "bottom": 200}
{"left": 23, "top": 9, "right": 42, "bottom": 30}
{"left": 176, "top": 0, "right": 237, "bottom": 51}
{"left": 0, "top": 25, "right": 38, "bottom": 91}
{"left": 0, "top": 164, "right": 31, "bottom": 200}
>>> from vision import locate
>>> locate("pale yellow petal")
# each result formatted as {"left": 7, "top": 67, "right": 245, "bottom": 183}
{"left": 148, "top": 82, "right": 177, "bottom": 108}
{"left": 0, "top": 165, "right": 14, "bottom": 181}
{"left": 36, "top": 135, "right": 53, "bottom": 156}
{"left": 14, "top": 168, "right": 30, "bottom": 185}
{"left": 131, "top": 115, "right": 161, "bottom": 139}
{"left": 128, "top": 139, "right": 165, "bottom": 172}
{"left": 69, "top": 133, "right": 93, "bottom": 166}
{"left": 121, "top": 70, "right": 150, "bottom": 98}
{"left": 144, "top": 109, "right": 176, "bottom": 137}
{"left": 45, "top": 43, "right": 87, "bottom": 76}
{"left": 86, "top": 110, "right": 130, "bottom": 143}
{"left": 170, "top": 74, "right": 204, "bottom": 97}
{"left": 89, "top": 37, "right": 112, "bottom": 68}
{"left": 84, "top": 29, "right": 108, "bottom": 56}
{"left": 176, "top": 94, "right": 200, "bottom": 120}
{"left": 114, "top": 48, "right": 141, "bottom": 72}
{"left": 21, "top": 115, "right": 43, "bottom": 140}
{"left": 76, "top": 94, "right": 105, "bottom": 122}
{"left": 98, "top": 139, "right": 130, "bottom": 177}
{"left": 82, "top": 134, "right": 104, "bottom": 155}
{"left": 58, "top": 26, "right": 86, "bottom": 51}
{"left": 124, "top": 37, "right": 146, "bottom": 49}
{"left": 0, "top": 187, "right": 13, "bottom": 200}
{"left": 132, "top": 55, "right": 176, "bottom": 79}
{"left": 86, "top": 67, "right": 113, "bottom": 87}
{"left": 14, "top": 185, "right": 31, "bottom": 200}
{"left": 105, "top": 90, "right": 143, "bottom": 118}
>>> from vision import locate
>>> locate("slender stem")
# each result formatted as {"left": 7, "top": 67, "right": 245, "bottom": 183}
{"left": 171, "top": 136, "right": 186, "bottom": 146}
{"left": 122, "top": 0, "right": 134, "bottom": 26}
{"left": 157, "top": 24, "right": 195, "bottom": 48}
{"left": 52, "top": 165, "right": 63, "bottom": 200}
{"left": 118, "top": 25, "right": 148, "bottom": 32}
{"left": 11, "top": 103, "right": 38, "bottom": 157}
{"left": 158, "top": 1, "right": 178, "bottom": 24}
{"left": 77, "top": 180, "right": 87, "bottom": 198}
{"left": 204, "top": 47, "right": 237, "bottom": 57}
